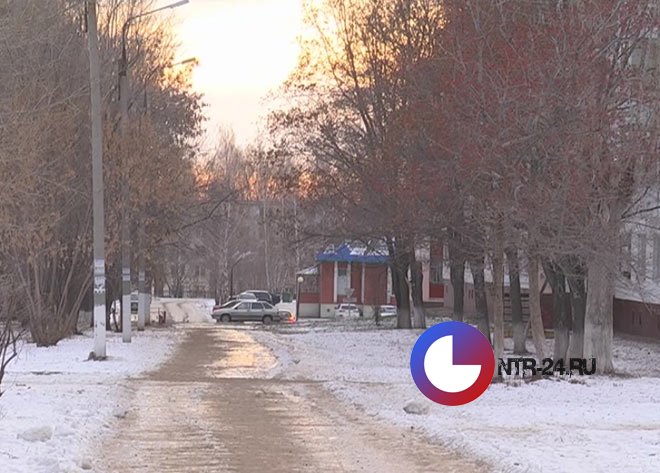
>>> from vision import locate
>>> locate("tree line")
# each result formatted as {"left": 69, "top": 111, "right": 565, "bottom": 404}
{"left": 266, "top": 0, "right": 659, "bottom": 373}
{"left": 0, "top": 0, "right": 207, "bottom": 377}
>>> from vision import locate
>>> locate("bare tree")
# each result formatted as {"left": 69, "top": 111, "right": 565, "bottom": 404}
{"left": 0, "top": 0, "right": 205, "bottom": 344}
{"left": 270, "top": 0, "right": 443, "bottom": 328}
{"left": 0, "top": 277, "right": 24, "bottom": 396}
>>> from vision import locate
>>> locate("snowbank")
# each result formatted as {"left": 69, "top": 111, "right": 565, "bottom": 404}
{"left": 0, "top": 328, "right": 181, "bottom": 473}
{"left": 156, "top": 297, "right": 216, "bottom": 323}
{"left": 252, "top": 320, "right": 660, "bottom": 473}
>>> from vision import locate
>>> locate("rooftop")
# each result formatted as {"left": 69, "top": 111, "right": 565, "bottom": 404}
{"left": 316, "top": 242, "right": 389, "bottom": 264}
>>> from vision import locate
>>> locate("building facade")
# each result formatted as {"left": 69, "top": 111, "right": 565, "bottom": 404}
{"left": 297, "top": 242, "right": 445, "bottom": 318}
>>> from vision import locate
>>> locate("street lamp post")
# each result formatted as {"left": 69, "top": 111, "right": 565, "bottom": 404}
{"left": 136, "top": 57, "right": 197, "bottom": 331}
{"left": 119, "top": 26, "right": 131, "bottom": 342}
{"left": 86, "top": 0, "right": 106, "bottom": 358}
{"left": 118, "top": 0, "right": 189, "bottom": 342}
{"left": 296, "top": 276, "right": 304, "bottom": 321}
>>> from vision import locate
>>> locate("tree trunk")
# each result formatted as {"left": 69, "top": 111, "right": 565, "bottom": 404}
{"left": 387, "top": 239, "right": 412, "bottom": 329}
{"left": 491, "top": 251, "right": 505, "bottom": 362}
{"left": 410, "top": 256, "right": 426, "bottom": 329}
{"left": 543, "top": 261, "right": 570, "bottom": 361}
{"left": 584, "top": 257, "right": 614, "bottom": 373}
{"left": 506, "top": 248, "right": 526, "bottom": 354}
{"left": 392, "top": 264, "right": 412, "bottom": 329}
{"left": 153, "top": 262, "right": 165, "bottom": 297}
{"left": 450, "top": 259, "right": 465, "bottom": 322}
{"left": 449, "top": 232, "right": 465, "bottom": 321}
{"left": 470, "top": 257, "right": 490, "bottom": 342}
{"left": 567, "top": 260, "right": 586, "bottom": 359}
{"left": 210, "top": 263, "right": 220, "bottom": 305}
{"left": 528, "top": 256, "right": 546, "bottom": 360}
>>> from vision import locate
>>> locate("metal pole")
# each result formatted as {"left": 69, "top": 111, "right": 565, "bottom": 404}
{"left": 146, "top": 270, "right": 152, "bottom": 326}
{"left": 119, "top": 36, "right": 132, "bottom": 343}
{"left": 87, "top": 0, "right": 106, "bottom": 358}
{"left": 137, "top": 69, "right": 151, "bottom": 332}
{"left": 141, "top": 88, "right": 150, "bottom": 328}
{"left": 137, "top": 79, "right": 148, "bottom": 332}
{"left": 122, "top": 1, "right": 189, "bottom": 335}
{"left": 296, "top": 276, "right": 302, "bottom": 321}
{"left": 137, "top": 226, "right": 146, "bottom": 331}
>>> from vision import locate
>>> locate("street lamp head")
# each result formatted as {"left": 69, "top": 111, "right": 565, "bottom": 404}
{"left": 122, "top": 0, "right": 190, "bottom": 67}
{"left": 127, "top": 0, "right": 190, "bottom": 27}
{"left": 297, "top": 276, "right": 304, "bottom": 284}
{"left": 167, "top": 0, "right": 190, "bottom": 9}
{"left": 178, "top": 57, "right": 199, "bottom": 66}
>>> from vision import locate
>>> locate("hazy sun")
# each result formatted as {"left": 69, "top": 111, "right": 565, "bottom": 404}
{"left": 174, "top": 0, "right": 304, "bottom": 147}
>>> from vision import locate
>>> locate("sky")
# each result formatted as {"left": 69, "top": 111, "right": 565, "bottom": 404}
{"left": 172, "top": 0, "right": 304, "bottom": 149}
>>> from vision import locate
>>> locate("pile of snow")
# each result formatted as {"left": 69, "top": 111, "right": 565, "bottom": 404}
{"left": 252, "top": 320, "right": 660, "bottom": 473}
{"left": 156, "top": 298, "right": 215, "bottom": 324}
{"left": 0, "top": 328, "right": 181, "bottom": 473}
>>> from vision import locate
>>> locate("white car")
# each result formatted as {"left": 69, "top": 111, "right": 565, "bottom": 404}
{"left": 378, "top": 305, "right": 397, "bottom": 318}
{"left": 237, "top": 292, "right": 258, "bottom": 301}
{"left": 335, "top": 304, "right": 362, "bottom": 317}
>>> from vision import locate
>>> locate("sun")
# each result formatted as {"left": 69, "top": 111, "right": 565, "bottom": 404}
{"left": 174, "top": 0, "right": 304, "bottom": 146}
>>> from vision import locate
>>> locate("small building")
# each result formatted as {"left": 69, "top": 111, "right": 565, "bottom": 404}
{"left": 442, "top": 253, "right": 660, "bottom": 340}
{"left": 296, "top": 242, "right": 445, "bottom": 318}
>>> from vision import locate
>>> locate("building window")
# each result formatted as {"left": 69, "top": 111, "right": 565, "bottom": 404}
{"left": 430, "top": 263, "right": 443, "bottom": 285}
{"left": 637, "top": 233, "right": 647, "bottom": 281}
{"left": 337, "top": 267, "right": 349, "bottom": 296}
{"left": 622, "top": 232, "right": 632, "bottom": 279}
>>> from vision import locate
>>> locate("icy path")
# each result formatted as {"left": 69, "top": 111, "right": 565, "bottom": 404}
{"left": 0, "top": 328, "right": 181, "bottom": 473}
{"left": 98, "top": 317, "right": 485, "bottom": 471}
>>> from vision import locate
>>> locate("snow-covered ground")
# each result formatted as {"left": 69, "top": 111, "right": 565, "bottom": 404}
{"left": 0, "top": 328, "right": 181, "bottom": 473}
{"left": 252, "top": 319, "right": 660, "bottom": 473}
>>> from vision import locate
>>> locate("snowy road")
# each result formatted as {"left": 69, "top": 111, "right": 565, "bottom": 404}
{"left": 251, "top": 319, "right": 660, "bottom": 473}
{"left": 98, "top": 310, "right": 486, "bottom": 472}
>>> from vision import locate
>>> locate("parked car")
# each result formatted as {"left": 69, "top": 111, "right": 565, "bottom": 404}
{"left": 225, "top": 292, "right": 258, "bottom": 304}
{"left": 378, "top": 305, "right": 397, "bottom": 318}
{"left": 212, "top": 301, "right": 290, "bottom": 324}
{"left": 242, "top": 290, "right": 273, "bottom": 304}
{"left": 212, "top": 299, "right": 241, "bottom": 313}
{"left": 335, "top": 303, "right": 362, "bottom": 317}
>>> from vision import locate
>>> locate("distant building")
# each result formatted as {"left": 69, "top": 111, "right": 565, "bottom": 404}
{"left": 296, "top": 241, "right": 445, "bottom": 318}
{"left": 442, "top": 220, "right": 660, "bottom": 340}
{"left": 613, "top": 189, "right": 660, "bottom": 339}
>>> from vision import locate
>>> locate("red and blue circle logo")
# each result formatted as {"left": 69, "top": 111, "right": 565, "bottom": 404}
{"left": 410, "top": 321, "right": 495, "bottom": 406}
